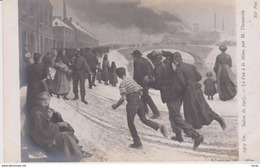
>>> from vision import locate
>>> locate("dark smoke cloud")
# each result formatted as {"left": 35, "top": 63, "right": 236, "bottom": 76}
{"left": 66, "top": 0, "right": 189, "bottom": 34}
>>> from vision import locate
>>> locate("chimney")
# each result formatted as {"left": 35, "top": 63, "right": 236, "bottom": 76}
{"left": 214, "top": 13, "right": 217, "bottom": 29}
{"left": 63, "top": 0, "right": 67, "bottom": 19}
{"left": 222, "top": 17, "right": 225, "bottom": 31}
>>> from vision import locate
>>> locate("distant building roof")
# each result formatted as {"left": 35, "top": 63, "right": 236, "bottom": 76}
{"left": 53, "top": 18, "right": 73, "bottom": 30}
{"left": 71, "top": 21, "right": 96, "bottom": 38}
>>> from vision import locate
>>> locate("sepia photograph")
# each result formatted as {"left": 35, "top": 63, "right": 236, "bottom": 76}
{"left": 3, "top": 0, "right": 260, "bottom": 163}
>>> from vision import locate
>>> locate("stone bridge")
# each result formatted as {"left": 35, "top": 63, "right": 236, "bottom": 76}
{"left": 117, "top": 45, "right": 213, "bottom": 66}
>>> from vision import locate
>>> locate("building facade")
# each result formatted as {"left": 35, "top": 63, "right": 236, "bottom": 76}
{"left": 62, "top": 1, "right": 99, "bottom": 48}
{"left": 52, "top": 17, "right": 75, "bottom": 49}
{"left": 19, "top": 0, "right": 53, "bottom": 86}
{"left": 19, "top": 0, "right": 53, "bottom": 56}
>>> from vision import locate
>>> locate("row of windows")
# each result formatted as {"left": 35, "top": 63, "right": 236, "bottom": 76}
{"left": 19, "top": 0, "right": 52, "bottom": 27}
{"left": 53, "top": 28, "right": 74, "bottom": 37}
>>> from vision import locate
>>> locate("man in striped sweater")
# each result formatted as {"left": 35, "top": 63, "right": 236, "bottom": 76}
{"left": 111, "top": 67, "right": 168, "bottom": 149}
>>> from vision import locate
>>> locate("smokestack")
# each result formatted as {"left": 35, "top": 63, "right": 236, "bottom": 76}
{"left": 214, "top": 13, "right": 217, "bottom": 29}
{"left": 63, "top": 0, "right": 67, "bottom": 19}
{"left": 222, "top": 17, "right": 225, "bottom": 31}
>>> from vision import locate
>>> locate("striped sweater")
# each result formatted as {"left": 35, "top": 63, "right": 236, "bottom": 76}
{"left": 119, "top": 77, "right": 142, "bottom": 96}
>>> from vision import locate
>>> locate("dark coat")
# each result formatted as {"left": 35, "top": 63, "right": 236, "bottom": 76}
{"left": 175, "top": 62, "right": 202, "bottom": 88}
{"left": 102, "top": 60, "right": 110, "bottom": 82}
{"left": 85, "top": 52, "right": 98, "bottom": 69}
{"left": 27, "top": 63, "right": 48, "bottom": 108}
{"left": 72, "top": 55, "right": 92, "bottom": 77}
{"left": 29, "top": 105, "right": 59, "bottom": 150}
{"left": 109, "top": 67, "right": 118, "bottom": 86}
{"left": 150, "top": 59, "right": 184, "bottom": 103}
{"left": 133, "top": 57, "right": 153, "bottom": 86}
{"left": 204, "top": 78, "right": 217, "bottom": 96}
{"left": 214, "top": 53, "right": 237, "bottom": 101}
{"left": 176, "top": 62, "right": 216, "bottom": 129}
{"left": 29, "top": 105, "right": 82, "bottom": 161}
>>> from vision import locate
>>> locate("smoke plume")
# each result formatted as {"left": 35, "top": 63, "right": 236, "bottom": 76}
{"left": 66, "top": 0, "right": 189, "bottom": 34}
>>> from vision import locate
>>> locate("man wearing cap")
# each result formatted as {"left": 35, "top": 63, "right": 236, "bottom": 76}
{"left": 172, "top": 51, "right": 226, "bottom": 130}
{"left": 71, "top": 50, "right": 93, "bottom": 104}
{"left": 131, "top": 50, "right": 160, "bottom": 119}
{"left": 147, "top": 50, "right": 204, "bottom": 150}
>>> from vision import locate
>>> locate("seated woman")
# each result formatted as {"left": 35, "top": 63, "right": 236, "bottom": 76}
{"left": 29, "top": 91, "right": 91, "bottom": 162}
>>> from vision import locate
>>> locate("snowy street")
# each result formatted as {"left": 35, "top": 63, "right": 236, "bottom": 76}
{"left": 21, "top": 47, "right": 238, "bottom": 162}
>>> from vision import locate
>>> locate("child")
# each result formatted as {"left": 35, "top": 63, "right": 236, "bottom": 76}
{"left": 204, "top": 72, "right": 217, "bottom": 100}
{"left": 96, "top": 62, "right": 102, "bottom": 83}
{"left": 109, "top": 61, "right": 118, "bottom": 87}
{"left": 111, "top": 67, "right": 168, "bottom": 149}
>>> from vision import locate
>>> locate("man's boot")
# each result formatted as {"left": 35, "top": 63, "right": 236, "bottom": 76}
{"left": 171, "top": 133, "right": 184, "bottom": 143}
{"left": 192, "top": 132, "right": 204, "bottom": 150}
{"left": 73, "top": 94, "right": 79, "bottom": 100}
{"left": 160, "top": 124, "right": 168, "bottom": 138}
{"left": 129, "top": 142, "right": 142, "bottom": 149}
{"left": 81, "top": 96, "right": 88, "bottom": 104}
{"left": 216, "top": 116, "right": 226, "bottom": 131}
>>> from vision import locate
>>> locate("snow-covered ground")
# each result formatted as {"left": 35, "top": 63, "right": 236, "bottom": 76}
{"left": 21, "top": 48, "right": 238, "bottom": 162}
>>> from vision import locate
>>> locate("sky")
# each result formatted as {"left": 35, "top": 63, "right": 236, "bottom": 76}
{"left": 49, "top": 0, "right": 236, "bottom": 44}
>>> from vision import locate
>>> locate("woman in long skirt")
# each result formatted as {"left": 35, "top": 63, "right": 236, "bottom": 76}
{"left": 214, "top": 45, "right": 237, "bottom": 101}
{"left": 173, "top": 52, "right": 226, "bottom": 130}
{"left": 109, "top": 61, "right": 118, "bottom": 87}
{"left": 101, "top": 54, "right": 110, "bottom": 85}
{"left": 52, "top": 57, "right": 71, "bottom": 100}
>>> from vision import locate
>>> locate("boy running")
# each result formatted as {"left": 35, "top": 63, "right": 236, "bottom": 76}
{"left": 112, "top": 67, "right": 168, "bottom": 149}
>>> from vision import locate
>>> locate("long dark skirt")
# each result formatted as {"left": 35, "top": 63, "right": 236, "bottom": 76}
{"left": 183, "top": 82, "right": 218, "bottom": 129}
{"left": 109, "top": 72, "right": 118, "bottom": 86}
{"left": 216, "top": 65, "right": 237, "bottom": 101}
{"left": 101, "top": 68, "right": 109, "bottom": 82}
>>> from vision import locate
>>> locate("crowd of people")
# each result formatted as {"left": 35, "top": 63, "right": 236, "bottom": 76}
{"left": 23, "top": 44, "right": 237, "bottom": 161}
{"left": 24, "top": 46, "right": 117, "bottom": 161}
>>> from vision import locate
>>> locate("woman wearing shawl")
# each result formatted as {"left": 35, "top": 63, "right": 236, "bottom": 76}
{"left": 29, "top": 92, "right": 91, "bottom": 161}
{"left": 101, "top": 54, "right": 110, "bottom": 85}
{"left": 109, "top": 61, "right": 118, "bottom": 87}
{"left": 51, "top": 57, "right": 71, "bottom": 99}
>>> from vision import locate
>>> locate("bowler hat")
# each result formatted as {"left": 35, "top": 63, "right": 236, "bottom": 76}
{"left": 131, "top": 50, "right": 142, "bottom": 57}
{"left": 219, "top": 45, "right": 227, "bottom": 51}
